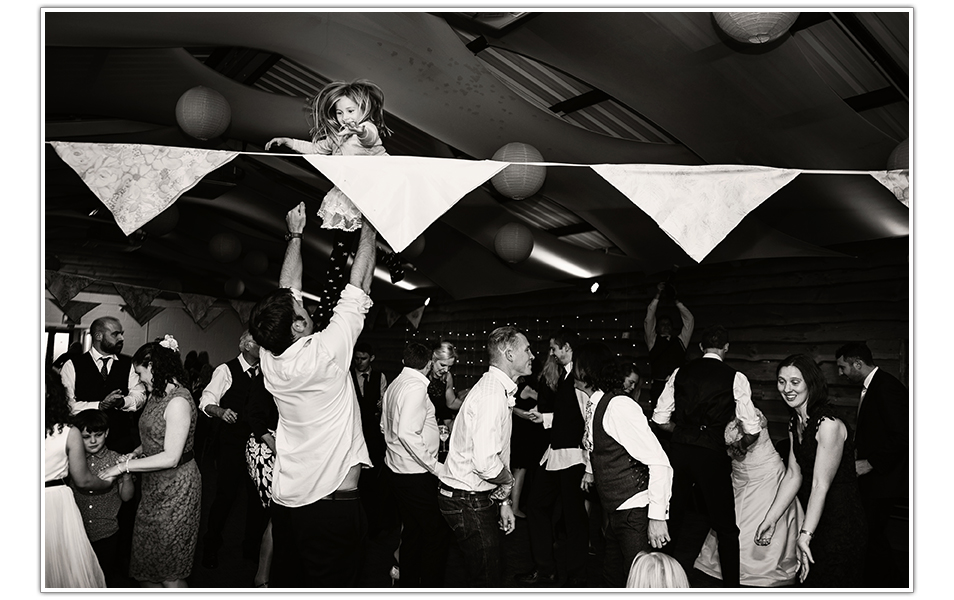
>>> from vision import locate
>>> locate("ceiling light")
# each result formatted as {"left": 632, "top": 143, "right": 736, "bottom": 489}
{"left": 590, "top": 282, "right": 600, "bottom": 294}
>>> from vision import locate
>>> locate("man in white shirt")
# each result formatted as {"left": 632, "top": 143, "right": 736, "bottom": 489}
{"left": 248, "top": 202, "right": 377, "bottom": 588}
{"left": 652, "top": 325, "right": 760, "bottom": 587}
{"left": 437, "top": 326, "right": 533, "bottom": 587}
{"left": 576, "top": 342, "right": 673, "bottom": 587}
{"left": 381, "top": 341, "right": 450, "bottom": 587}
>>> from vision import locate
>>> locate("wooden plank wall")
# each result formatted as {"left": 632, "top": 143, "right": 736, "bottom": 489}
{"left": 360, "top": 237, "right": 909, "bottom": 441}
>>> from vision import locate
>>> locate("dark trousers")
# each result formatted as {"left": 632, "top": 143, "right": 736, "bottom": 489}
{"left": 390, "top": 470, "right": 450, "bottom": 587}
{"left": 525, "top": 462, "right": 589, "bottom": 580}
{"left": 668, "top": 441, "right": 739, "bottom": 587}
{"left": 204, "top": 436, "right": 266, "bottom": 556}
{"left": 437, "top": 488, "right": 501, "bottom": 587}
{"left": 270, "top": 496, "right": 367, "bottom": 588}
{"left": 862, "top": 493, "right": 907, "bottom": 587}
{"left": 602, "top": 506, "right": 650, "bottom": 588}
{"left": 91, "top": 532, "right": 121, "bottom": 587}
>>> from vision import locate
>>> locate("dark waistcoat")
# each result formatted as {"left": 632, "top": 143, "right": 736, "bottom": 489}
{"left": 550, "top": 370, "right": 584, "bottom": 451}
{"left": 592, "top": 394, "right": 650, "bottom": 511}
{"left": 671, "top": 357, "right": 737, "bottom": 452}
{"left": 71, "top": 353, "right": 139, "bottom": 453}
{"left": 648, "top": 335, "right": 686, "bottom": 381}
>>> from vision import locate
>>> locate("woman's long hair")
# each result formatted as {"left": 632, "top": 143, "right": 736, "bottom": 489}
{"left": 777, "top": 354, "right": 830, "bottom": 419}
{"left": 539, "top": 354, "right": 563, "bottom": 393}
{"left": 45, "top": 367, "right": 71, "bottom": 437}
{"left": 133, "top": 341, "right": 188, "bottom": 398}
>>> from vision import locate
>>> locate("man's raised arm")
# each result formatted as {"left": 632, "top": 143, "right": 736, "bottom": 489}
{"left": 349, "top": 217, "right": 377, "bottom": 294}
{"left": 279, "top": 202, "right": 307, "bottom": 289}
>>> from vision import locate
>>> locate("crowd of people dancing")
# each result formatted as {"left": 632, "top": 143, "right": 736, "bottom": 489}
{"left": 44, "top": 79, "right": 906, "bottom": 589}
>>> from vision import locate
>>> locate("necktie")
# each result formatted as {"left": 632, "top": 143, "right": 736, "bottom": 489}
{"left": 247, "top": 366, "right": 257, "bottom": 379}
{"left": 100, "top": 357, "right": 110, "bottom": 379}
{"left": 583, "top": 398, "right": 594, "bottom": 452}
{"left": 362, "top": 373, "right": 369, "bottom": 395}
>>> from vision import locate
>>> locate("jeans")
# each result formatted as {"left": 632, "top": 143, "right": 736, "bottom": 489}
{"left": 437, "top": 490, "right": 501, "bottom": 587}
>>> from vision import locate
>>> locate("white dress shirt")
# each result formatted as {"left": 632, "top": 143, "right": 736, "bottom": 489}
{"left": 60, "top": 347, "right": 146, "bottom": 414}
{"left": 381, "top": 367, "right": 441, "bottom": 476}
{"left": 538, "top": 361, "right": 588, "bottom": 470}
{"left": 652, "top": 353, "right": 761, "bottom": 436}
{"left": 584, "top": 391, "right": 673, "bottom": 520}
{"left": 198, "top": 353, "right": 257, "bottom": 416}
{"left": 260, "top": 284, "right": 372, "bottom": 507}
{"left": 438, "top": 366, "right": 516, "bottom": 492}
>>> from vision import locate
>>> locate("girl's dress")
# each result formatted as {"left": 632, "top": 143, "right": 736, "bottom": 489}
{"left": 129, "top": 385, "right": 201, "bottom": 583}
{"left": 44, "top": 425, "right": 106, "bottom": 588}
{"left": 285, "top": 122, "right": 388, "bottom": 232}
{"left": 791, "top": 406, "right": 867, "bottom": 588}
{"left": 694, "top": 411, "right": 803, "bottom": 587}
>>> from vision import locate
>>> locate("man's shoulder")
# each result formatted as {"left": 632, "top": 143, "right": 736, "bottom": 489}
{"left": 871, "top": 368, "right": 907, "bottom": 396}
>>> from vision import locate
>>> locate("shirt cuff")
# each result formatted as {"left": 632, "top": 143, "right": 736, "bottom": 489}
{"left": 339, "top": 283, "right": 373, "bottom": 312}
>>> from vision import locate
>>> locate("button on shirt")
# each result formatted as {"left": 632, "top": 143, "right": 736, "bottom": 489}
{"left": 381, "top": 367, "right": 441, "bottom": 476}
{"left": 198, "top": 353, "right": 258, "bottom": 416}
{"left": 438, "top": 366, "right": 516, "bottom": 492}
{"left": 652, "top": 353, "right": 761, "bottom": 436}
{"left": 260, "top": 283, "right": 373, "bottom": 507}
{"left": 584, "top": 391, "right": 673, "bottom": 520}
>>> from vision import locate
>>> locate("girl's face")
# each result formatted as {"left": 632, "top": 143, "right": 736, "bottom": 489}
{"left": 334, "top": 96, "right": 361, "bottom": 126}
{"left": 432, "top": 356, "right": 455, "bottom": 378}
{"left": 134, "top": 363, "right": 154, "bottom": 392}
{"left": 777, "top": 365, "right": 809, "bottom": 411}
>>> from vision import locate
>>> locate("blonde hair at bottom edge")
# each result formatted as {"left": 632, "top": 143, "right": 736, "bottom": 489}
{"left": 626, "top": 551, "right": 691, "bottom": 588}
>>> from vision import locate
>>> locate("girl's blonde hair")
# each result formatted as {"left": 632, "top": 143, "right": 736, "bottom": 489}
{"left": 625, "top": 551, "right": 690, "bottom": 588}
{"left": 310, "top": 79, "right": 392, "bottom": 145}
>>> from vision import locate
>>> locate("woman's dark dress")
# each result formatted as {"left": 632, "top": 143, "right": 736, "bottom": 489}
{"left": 129, "top": 385, "right": 201, "bottom": 583}
{"left": 428, "top": 375, "right": 454, "bottom": 424}
{"left": 510, "top": 380, "right": 550, "bottom": 469}
{"left": 791, "top": 406, "right": 867, "bottom": 588}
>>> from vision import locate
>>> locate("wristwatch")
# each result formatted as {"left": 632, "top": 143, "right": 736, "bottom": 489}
{"left": 498, "top": 498, "right": 513, "bottom": 506}
{"left": 284, "top": 232, "right": 302, "bottom": 241}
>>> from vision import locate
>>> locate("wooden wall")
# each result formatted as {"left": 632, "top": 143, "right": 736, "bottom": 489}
{"left": 359, "top": 237, "right": 909, "bottom": 441}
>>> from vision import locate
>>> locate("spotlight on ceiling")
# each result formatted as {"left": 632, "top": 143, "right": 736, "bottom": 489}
{"left": 590, "top": 282, "right": 600, "bottom": 294}
{"left": 424, "top": 297, "right": 431, "bottom": 306}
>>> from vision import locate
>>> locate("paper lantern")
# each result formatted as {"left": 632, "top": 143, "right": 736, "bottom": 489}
{"left": 491, "top": 142, "right": 546, "bottom": 200}
{"left": 494, "top": 222, "right": 534, "bottom": 264}
{"left": 242, "top": 250, "right": 269, "bottom": 275}
{"left": 714, "top": 12, "right": 799, "bottom": 44}
{"left": 175, "top": 86, "right": 231, "bottom": 140}
{"left": 142, "top": 204, "right": 179, "bottom": 237}
{"left": 224, "top": 277, "right": 245, "bottom": 298}
{"left": 209, "top": 232, "right": 242, "bottom": 263}
{"left": 887, "top": 138, "right": 909, "bottom": 170}
{"left": 400, "top": 235, "right": 426, "bottom": 260}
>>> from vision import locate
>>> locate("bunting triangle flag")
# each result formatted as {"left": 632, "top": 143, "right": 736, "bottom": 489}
{"left": 301, "top": 155, "right": 507, "bottom": 253}
{"left": 229, "top": 300, "right": 256, "bottom": 325}
{"left": 406, "top": 305, "right": 426, "bottom": 330}
{"left": 869, "top": 170, "right": 910, "bottom": 207}
{"left": 385, "top": 306, "right": 402, "bottom": 328}
{"left": 50, "top": 142, "right": 239, "bottom": 236}
{"left": 122, "top": 305, "right": 165, "bottom": 327}
{"left": 113, "top": 282, "right": 161, "bottom": 318}
{"left": 57, "top": 300, "right": 101, "bottom": 325}
{"left": 178, "top": 292, "right": 218, "bottom": 325}
{"left": 198, "top": 307, "right": 226, "bottom": 330}
{"left": 591, "top": 164, "right": 800, "bottom": 263}
{"left": 45, "top": 270, "right": 95, "bottom": 306}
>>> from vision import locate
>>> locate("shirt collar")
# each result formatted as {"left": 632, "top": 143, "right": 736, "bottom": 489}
{"left": 402, "top": 366, "right": 430, "bottom": 385}
{"left": 563, "top": 361, "right": 573, "bottom": 375}
{"left": 238, "top": 353, "right": 256, "bottom": 373}
{"left": 702, "top": 352, "right": 723, "bottom": 361}
{"left": 862, "top": 366, "right": 878, "bottom": 390}
{"left": 487, "top": 366, "right": 519, "bottom": 406}
{"left": 90, "top": 347, "right": 116, "bottom": 362}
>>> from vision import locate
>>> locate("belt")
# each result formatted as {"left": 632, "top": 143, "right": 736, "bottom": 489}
{"left": 438, "top": 482, "right": 492, "bottom": 499}
{"left": 319, "top": 488, "right": 361, "bottom": 501}
{"left": 45, "top": 478, "right": 68, "bottom": 488}
{"left": 176, "top": 450, "right": 194, "bottom": 467}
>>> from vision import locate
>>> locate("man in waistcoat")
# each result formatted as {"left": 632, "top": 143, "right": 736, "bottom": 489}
{"left": 198, "top": 330, "right": 270, "bottom": 569}
{"left": 60, "top": 316, "right": 146, "bottom": 454}
{"left": 652, "top": 325, "right": 761, "bottom": 587}
{"left": 351, "top": 341, "right": 394, "bottom": 537}
{"left": 644, "top": 282, "right": 694, "bottom": 412}
{"left": 836, "top": 342, "right": 909, "bottom": 587}
{"left": 518, "top": 329, "right": 590, "bottom": 587}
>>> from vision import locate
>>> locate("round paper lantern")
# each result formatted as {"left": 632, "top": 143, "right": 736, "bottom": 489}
{"left": 491, "top": 142, "right": 546, "bottom": 200}
{"left": 400, "top": 235, "right": 426, "bottom": 260}
{"left": 175, "top": 86, "right": 231, "bottom": 140}
{"left": 494, "top": 222, "right": 534, "bottom": 264}
{"left": 209, "top": 232, "right": 242, "bottom": 263}
{"left": 887, "top": 138, "right": 909, "bottom": 170}
{"left": 224, "top": 277, "right": 245, "bottom": 298}
{"left": 142, "top": 204, "right": 179, "bottom": 237}
{"left": 714, "top": 12, "right": 799, "bottom": 44}
{"left": 242, "top": 249, "right": 269, "bottom": 275}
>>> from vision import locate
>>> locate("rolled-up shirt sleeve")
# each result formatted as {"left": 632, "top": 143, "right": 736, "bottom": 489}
{"left": 605, "top": 397, "right": 673, "bottom": 520}
{"left": 198, "top": 363, "right": 232, "bottom": 417}
{"left": 733, "top": 372, "right": 761, "bottom": 435}
{"left": 652, "top": 368, "right": 678, "bottom": 425}
{"left": 322, "top": 284, "right": 373, "bottom": 371}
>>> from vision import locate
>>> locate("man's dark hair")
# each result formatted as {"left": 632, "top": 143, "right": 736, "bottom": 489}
{"left": 72, "top": 409, "right": 110, "bottom": 434}
{"left": 403, "top": 342, "right": 431, "bottom": 370}
{"left": 550, "top": 328, "right": 580, "bottom": 351}
{"left": 700, "top": 325, "right": 728, "bottom": 350}
{"left": 249, "top": 289, "right": 297, "bottom": 356}
{"left": 835, "top": 342, "right": 874, "bottom": 366}
{"left": 355, "top": 341, "right": 375, "bottom": 356}
{"left": 573, "top": 342, "right": 619, "bottom": 393}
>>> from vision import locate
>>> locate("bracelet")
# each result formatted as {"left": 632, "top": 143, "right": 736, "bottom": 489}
{"left": 499, "top": 498, "right": 512, "bottom": 506}
{"left": 799, "top": 529, "right": 813, "bottom": 538}
{"left": 284, "top": 232, "right": 302, "bottom": 241}
{"left": 124, "top": 456, "right": 131, "bottom": 475}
